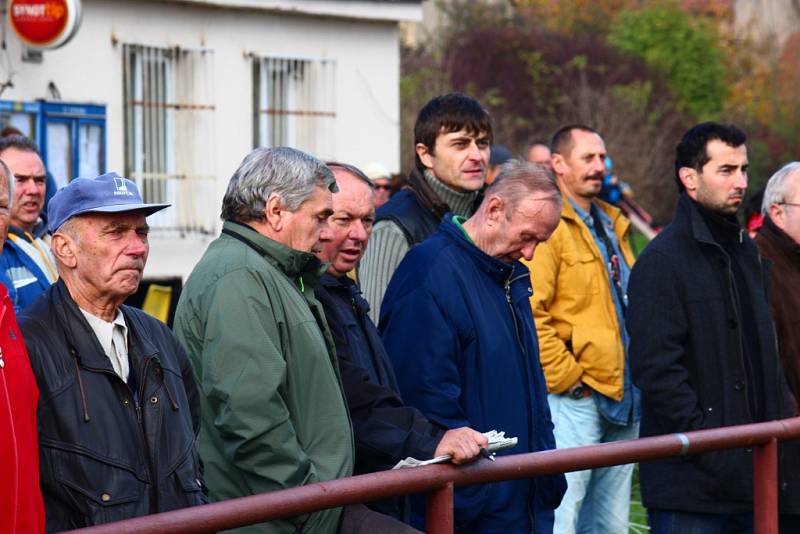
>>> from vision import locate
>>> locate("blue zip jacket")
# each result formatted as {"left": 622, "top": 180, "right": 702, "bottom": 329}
{"left": 0, "top": 236, "right": 52, "bottom": 314}
{"left": 380, "top": 214, "right": 566, "bottom": 534}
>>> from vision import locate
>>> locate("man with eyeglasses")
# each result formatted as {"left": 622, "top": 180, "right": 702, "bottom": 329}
{"left": 755, "top": 162, "right": 800, "bottom": 406}
{"left": 363, "top": 162, "right": 393, "bottom": 209}
{"left": 0, "top": 136, "right": 57, "bottom": 312}
{"left": 755, "top": 162, "right": 800, "bottom": 532}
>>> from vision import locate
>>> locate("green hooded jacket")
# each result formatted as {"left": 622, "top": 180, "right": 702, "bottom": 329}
{"left": 174, "top": 221, "right": 354, "bottom": 533}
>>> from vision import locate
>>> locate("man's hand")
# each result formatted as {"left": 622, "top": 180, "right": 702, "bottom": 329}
{"left": 433, "top": 427, "right": 489, "bottom": 465}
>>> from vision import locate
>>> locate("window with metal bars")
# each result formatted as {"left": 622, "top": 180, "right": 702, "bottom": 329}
{"left": 252, "top": 56, "right": 336, "bottom": 159}
{"left": 122, "top": 43, "right": 217, "bottom": 234}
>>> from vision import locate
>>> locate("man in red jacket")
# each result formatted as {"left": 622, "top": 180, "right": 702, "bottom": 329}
{"left": 0, "top": 158, "right": 44, "bottom": 533}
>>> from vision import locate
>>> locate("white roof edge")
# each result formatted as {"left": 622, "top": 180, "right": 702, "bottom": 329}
{"left": 158, "top": 0, "right": 423, "bottom": 22}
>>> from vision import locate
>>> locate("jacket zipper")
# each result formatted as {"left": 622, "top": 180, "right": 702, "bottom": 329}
{"left": 137, "top": 357, "right": 159, "bottom": 512}
{"left": 504, "top": 270, "right": 536, "bottom": 528}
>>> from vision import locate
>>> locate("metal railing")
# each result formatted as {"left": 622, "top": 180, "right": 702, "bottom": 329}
{"left": 69, "top": 417, "right": 800, "bottom": 534}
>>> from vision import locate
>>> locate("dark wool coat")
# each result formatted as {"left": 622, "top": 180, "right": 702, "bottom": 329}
{"left": 380, "top": 215, "right": 566, "bottom": 534}
{"left": 627, "top": 194, "right": 798, "bottom": 514}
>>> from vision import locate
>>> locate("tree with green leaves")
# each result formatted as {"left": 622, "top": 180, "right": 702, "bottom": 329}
{"left": 608, "top": 1, "right": 727, "bottom": 120}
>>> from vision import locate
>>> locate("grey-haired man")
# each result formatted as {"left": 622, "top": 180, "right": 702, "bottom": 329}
{"left": 19, "top": 172, "right": 206, "bottom": 531}
{"left": 175, "top": 147, "right": 359, "bottom": 534}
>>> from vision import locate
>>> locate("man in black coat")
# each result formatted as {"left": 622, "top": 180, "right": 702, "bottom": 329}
{"left": 314, "top": 162, "right": 486, "bottom": 524}
{"left": 20, "top": 173, "right": 206, "bottom": 531}
{"left": 627, "top": 123, "right": 798, "bottom": 533}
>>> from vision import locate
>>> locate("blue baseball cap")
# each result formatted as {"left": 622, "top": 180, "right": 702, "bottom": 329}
{"left": 47, "top": 172, "right": 170, "bottom": 233}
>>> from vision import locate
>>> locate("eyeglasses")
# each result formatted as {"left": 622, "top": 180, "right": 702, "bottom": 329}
{"left": 374, "top": 184, "right": 392, "bottom": 191}
{"left": 780, "top": 202, "right": 800, "bottom": 208}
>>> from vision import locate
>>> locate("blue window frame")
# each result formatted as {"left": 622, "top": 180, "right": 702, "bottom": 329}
{"left": 0, "top": 100, "right": 106, "bottom": 187}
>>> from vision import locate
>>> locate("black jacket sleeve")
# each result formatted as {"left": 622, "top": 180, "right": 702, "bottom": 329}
{"left": 328, "top": 315, "right": 445, "bottom": 472}
{"left": 627, "top": 249, "right": 705, "bottom": 433}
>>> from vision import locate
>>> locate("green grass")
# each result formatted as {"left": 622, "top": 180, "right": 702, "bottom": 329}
{"left": 628, "top": 228, "right": 651, "bottom": 258}
{"left": 629, "top": 464, "right": 650, "bottom": 533}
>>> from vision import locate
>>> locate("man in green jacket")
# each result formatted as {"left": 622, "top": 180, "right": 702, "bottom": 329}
{"left": 174, "top": 147, "right": 354, "bottom": 533}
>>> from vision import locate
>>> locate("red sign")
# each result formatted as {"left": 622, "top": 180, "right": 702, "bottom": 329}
{"left": 8, "top": 0, "right": 81, "bottom": 49}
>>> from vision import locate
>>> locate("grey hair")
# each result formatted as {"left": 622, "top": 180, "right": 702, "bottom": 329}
{"left": 0, "top": 158, "right": 14, "bottom": 207}
{"left": 55, "top": 216, "right": 81, "bottom": 244}
{"left": 325, "top": 161, "right": 375, "bottom": 190}
{"left": 484, "top": 159, "right": 562, "bottom": 214}
{"left": 221, "top": 146, "right": 337, "bottom": 222}
{"left": 762, "top": 162, "right": 800, "bottom": 216}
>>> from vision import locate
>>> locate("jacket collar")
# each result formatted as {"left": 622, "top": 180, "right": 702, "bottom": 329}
{"left": 560, "top": 195, "right": 626, "bottom": 228}
{"left": 51, "top": 279, "right": 158, "bottom": 374}
{"left": 319, "top": 272, "right": 354, "bottom": 290}
{"left": 676, "top": 193, "right": 745, "bottom": 247}
{"left": 223, "top": 220, "right": 328, "bottom": 285}
{"left": 439, "top": 214, "right": 527, "bottom": 284}
{"left": 759, "top": 216, "right": 800, "bottom": 262}
{"left": 319, "top": 273, "right": 370, "bottom": 313}
{"left": 406, "top": 168, "right": 452, "bottom": 221}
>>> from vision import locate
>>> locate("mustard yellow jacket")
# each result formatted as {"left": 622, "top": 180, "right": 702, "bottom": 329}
{"left": 523, "top": 198, "right": 635, "bottom": 400}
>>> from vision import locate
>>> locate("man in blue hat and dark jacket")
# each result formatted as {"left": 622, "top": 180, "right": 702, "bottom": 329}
{"left": 19, "top": 172, "right": 206, "bottom": 531}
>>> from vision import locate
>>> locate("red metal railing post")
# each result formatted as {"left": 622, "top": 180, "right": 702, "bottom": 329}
{"left": 754, "top": 437, "right": 778, "bottom": 534}
{"left": 425, "top": 481, "right": 454, "bottom": 534}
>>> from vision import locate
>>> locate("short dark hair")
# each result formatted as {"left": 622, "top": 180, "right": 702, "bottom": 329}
{"left": 549, "top": 124, "right": 598, "bottom": 157}
{"left": 0, "top": 134, "right": 41, "bottom": 157}
{"left": 674, "top": 122, "right": 746, "bottom": 192}
{"left": 413, "top": 93, "right": 493, "bottom": 173}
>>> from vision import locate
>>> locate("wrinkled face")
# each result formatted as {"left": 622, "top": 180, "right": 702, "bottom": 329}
{"left": 769, "top": 172, "right": 800, "bottom": 246}
{"left": 280, "top": 185, "right": 334, "bottom": 254}
{"left": 417, "top": 128, "right": 490, "bottom": 192}
{"left": 0, "top": 173, "right": 10, "bottom": 254}
{"left": 1, "top": 147, "right": 46, "bottom": 232}
{"left": 72, "top": 212, "right": 150, "bottom": 300}
{"left": 488, "top": 196, "right": 561, "bottom": 263}
{"left": 553, "top": 130, "right": 606, "bottom": 204}
{"left": 319, "top": 171, "right": 375, "bottom": 276}
{"left": 373, "top": 177, "right": 391, "bottom": 208}
{"left": 528, "top": 144, "right": 552, "bottom": 167}
{"left": 685, "top": 140, "right": 748, "bottom": 215}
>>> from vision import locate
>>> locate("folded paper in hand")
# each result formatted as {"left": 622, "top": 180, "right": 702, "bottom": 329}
{"left": 392, "top": 430, "right": 518, "bottom": 469}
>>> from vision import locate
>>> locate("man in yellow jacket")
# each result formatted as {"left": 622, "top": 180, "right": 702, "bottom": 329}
{"left": 524, "top": 125, "right": 639, "bottom": 534}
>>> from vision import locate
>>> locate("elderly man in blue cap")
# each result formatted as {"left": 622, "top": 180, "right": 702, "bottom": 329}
{"left": 18, "top": 172, "right": 206, "bottom": 531}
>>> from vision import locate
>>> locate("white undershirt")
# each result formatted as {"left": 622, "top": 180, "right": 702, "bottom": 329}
{"left": 79, "top": 308, "right": 130, "bottom": 381}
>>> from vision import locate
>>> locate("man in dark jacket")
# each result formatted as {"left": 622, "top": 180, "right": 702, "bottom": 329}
{"left": 380, "top": 160, "right": 567, "bottom": 533}
{"left": 359, "top": 92, "right": 492, "bottom": 322}
{"left": 627, "top": 123, "right": 798, "bottom": 533}
{"left": 19, "top": 173, "right": 206, "bottom": 531}
{"left": 314, "top": 162, "right": 487, "bottom": 522}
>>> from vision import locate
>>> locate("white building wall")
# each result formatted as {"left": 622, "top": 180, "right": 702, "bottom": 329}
{"left": 0, "top": 0, "right": 411, "bottom": 278}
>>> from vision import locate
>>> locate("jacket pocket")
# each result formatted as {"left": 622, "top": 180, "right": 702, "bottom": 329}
{"left": 561, "top": 250, "right": 600, "bottom": 296}
{"left": 48, "top": 446, "right": 147, "bottom": 526}
{"left": 165, "top": 446, "right": 208, "bottom": 508}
